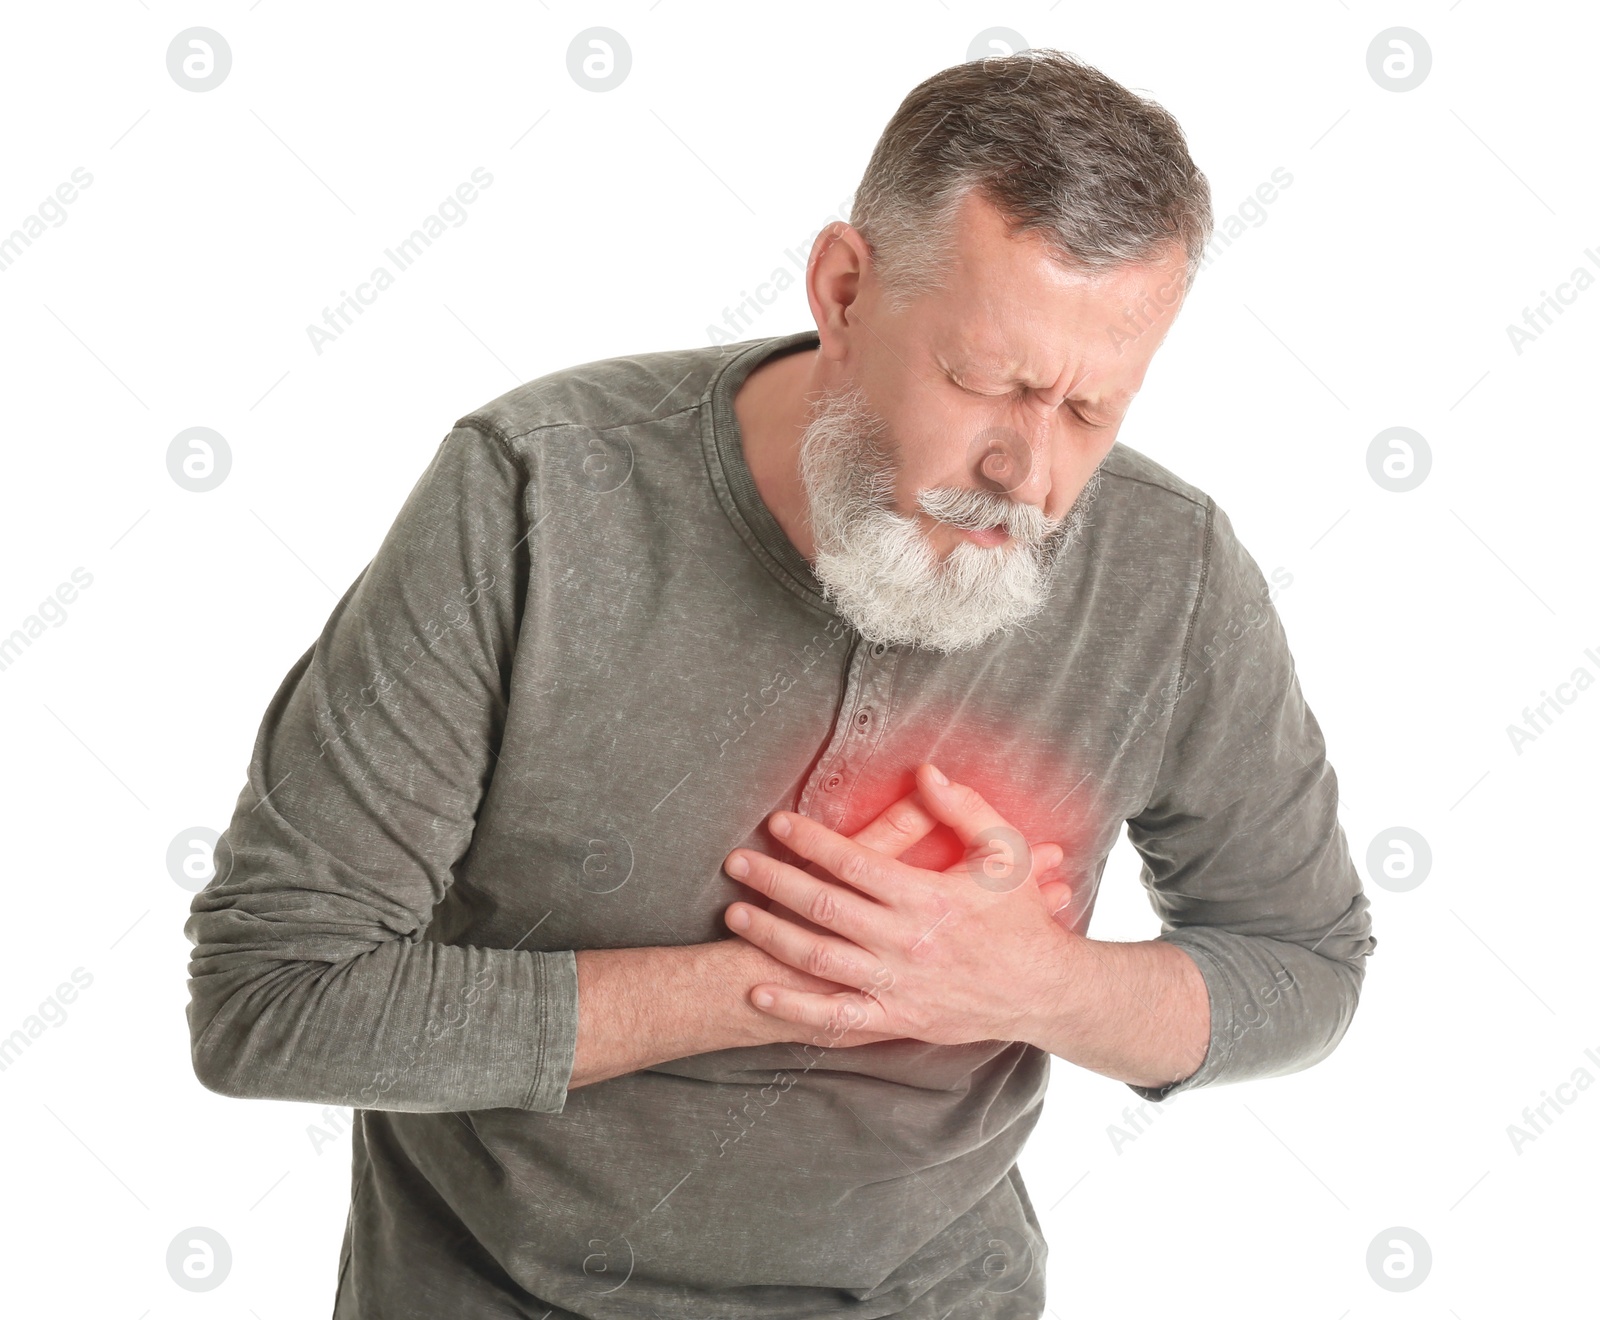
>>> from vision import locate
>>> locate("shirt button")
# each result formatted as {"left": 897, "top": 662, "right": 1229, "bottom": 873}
{"left": 871, "top": 643, "right": 887, "bottom": 657}
{"left": 855, "top": 711, "right": 870, "bottom": 727}
{"left": 824, "top": 773, "right": 843, "bottom": 791}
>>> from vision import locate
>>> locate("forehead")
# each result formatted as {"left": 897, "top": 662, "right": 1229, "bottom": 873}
{"left": 919, "top": 197, "right": 1187, "bottom": 394}
{"left": 929, "top": 286, "right": 1172, "bottom": 402}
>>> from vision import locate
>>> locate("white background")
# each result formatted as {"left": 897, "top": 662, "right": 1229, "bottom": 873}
{"left": 0, "top": 1, "right": 1594, "bottom": 1316}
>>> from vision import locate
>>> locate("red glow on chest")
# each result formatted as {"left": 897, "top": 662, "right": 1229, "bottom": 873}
{"left": 789, "top": 697, "right": 1110, "bottom": 931}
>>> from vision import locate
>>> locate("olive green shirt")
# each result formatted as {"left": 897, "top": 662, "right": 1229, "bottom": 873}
{"left": 185, "top": 328, "right": 1376, "bottom": 1318}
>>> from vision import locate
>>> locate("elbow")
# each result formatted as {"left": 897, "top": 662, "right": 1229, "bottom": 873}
{"left": 190, "top": 1040, "right": 247, "bottom": 1100}
{"left": 186, "top": 979, "right": 263, "bottom": 1100}
{"left": 184, "top": 960, "right": 311, "bottom": 1104}
{"left": 1299, "top": 949, "right": 1369, "bottom": 1071}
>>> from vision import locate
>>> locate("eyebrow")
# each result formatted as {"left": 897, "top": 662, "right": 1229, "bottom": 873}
{"left": 947, "top": 356, "right": 1134, "bottom": 410}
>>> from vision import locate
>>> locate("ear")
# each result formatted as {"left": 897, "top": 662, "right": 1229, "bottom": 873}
{"left": 808, "top": 221, "right": 871, "bottom": 351}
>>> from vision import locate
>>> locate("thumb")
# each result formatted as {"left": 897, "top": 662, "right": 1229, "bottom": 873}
{"left": 1031, "top": 842, "right": 1072, "bottom": 917}
{"left": 1038, "top": 878, "right": 1074, "bottom": 920}
{"left": 1030, "top": 842, "right": 1065, "bottom": 879}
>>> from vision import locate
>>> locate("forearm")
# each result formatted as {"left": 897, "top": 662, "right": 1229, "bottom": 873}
{"left": 186, "top": 935, "right": 583, "bottom": 1114}
{"left": 1023, "top": 933, "right": 1211, "bottom": 1091}
{"left": 570, "top": 938, "right": 790, "bottom": 1090}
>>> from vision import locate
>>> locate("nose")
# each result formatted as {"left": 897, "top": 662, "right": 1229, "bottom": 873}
{"left": 972, "top": 422, "right": 1051, "bottom": 513}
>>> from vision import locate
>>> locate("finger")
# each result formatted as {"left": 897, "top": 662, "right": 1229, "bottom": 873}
{"left": 847, "top": 789, "right": 942, "bottom": 860}
{"left": 915, "top": 763, "right": 1016, "bottom": 854}
{"left": 919, "top": 766, "right": 1056, "bottom": 892}
{"left": 1038, "top": 879, "right": 1074, "bottom": 919}
{"left": 767, "top": 810, "right": 911, "bottom": 906}
{"left": 724, "top": 901, "right": 885, "bottom": 992}
{"left": 1033, "top": 842, "right": 1066, "bottom": 876}
{"left": 745, "top": 982, "right": 889, "bottom": 1040}
{"left": 963, "top": 837, "right": 1062, "bottom": 894}
{"left": 725, "top": 846, "right": 895, "bottom": 945}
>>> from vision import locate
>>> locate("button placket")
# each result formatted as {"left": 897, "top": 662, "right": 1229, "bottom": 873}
{"left": 798, "top": 637, "right": 898, "bottom": 825}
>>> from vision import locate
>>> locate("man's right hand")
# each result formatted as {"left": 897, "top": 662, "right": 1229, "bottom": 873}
{"left": 726, "top": 787, "right": 962, "bottom": 1049}
{"left": 574, "top": 787, "right": 1052, "bottom": 1091}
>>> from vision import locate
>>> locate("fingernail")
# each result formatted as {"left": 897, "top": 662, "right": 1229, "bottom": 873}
{"left": 728, "top": 905, "right": 750, "bottom": 929}
{"left": 753, "top": 990, "right": 775, "bottom": 1008}
{"left": 726, "top": 854, "right": 749, "bottom": 877}
{"left": 927, "top": 764, "right": 948, "bottom": 786}
{"left": 770, "top": 813, "right": 792, "bottom": 839}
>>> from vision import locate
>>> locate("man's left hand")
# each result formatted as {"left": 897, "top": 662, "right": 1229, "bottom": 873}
{"left": 722, "top": 763, "right": 1082, "bottom": 1047}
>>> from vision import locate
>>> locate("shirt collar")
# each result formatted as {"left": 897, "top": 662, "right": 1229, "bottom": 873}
{"left": 704, "top": 328, "right": 839, "bottom": 617}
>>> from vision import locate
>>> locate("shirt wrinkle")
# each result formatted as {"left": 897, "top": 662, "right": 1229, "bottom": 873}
{"left": 187, "top": 328, "right": 1375, "bottom": 1320}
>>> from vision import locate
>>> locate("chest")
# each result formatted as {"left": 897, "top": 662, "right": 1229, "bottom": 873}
{"left": 446, "top": 553, "right": 1178, "bottom": 952}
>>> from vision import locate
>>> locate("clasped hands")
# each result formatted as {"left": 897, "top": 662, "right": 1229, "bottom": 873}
{"left": 722, "top": 762, "right": 1082, "bottom": 1051}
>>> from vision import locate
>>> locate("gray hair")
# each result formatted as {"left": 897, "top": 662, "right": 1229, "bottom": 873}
{"left": 849, "top": 49, "right": 1213, "bottom": 312}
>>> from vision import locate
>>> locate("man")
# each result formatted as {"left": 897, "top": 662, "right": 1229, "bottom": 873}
{"left": 186, "top": 49, "right": 1376, "bottom": 1319}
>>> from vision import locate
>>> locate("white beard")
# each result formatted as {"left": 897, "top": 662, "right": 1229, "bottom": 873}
{"left": 796, "top": 379, "right": 1102, "bottom": 654}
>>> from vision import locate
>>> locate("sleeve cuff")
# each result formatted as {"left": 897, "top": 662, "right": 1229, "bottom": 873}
{"left": 522, "top": 948, "right": 580, "bottom": 1114}
{"left": 1124, "top": 933, "right": 1235, "bottom": 1103}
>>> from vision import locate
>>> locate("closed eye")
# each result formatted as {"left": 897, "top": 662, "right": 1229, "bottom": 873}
{"left": 954, "top": 377, "right": 1109, "bottom": 428}
{"left": 954, "top": 379, "right": 1027, "bottom": 402}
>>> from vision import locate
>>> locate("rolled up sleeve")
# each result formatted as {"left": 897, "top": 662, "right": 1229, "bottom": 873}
{"left": 183, "top": 424, "right": 580, "bottom": 1115}
{"left": 1122, "top": 500, "right": 1377, "bottom": 1103}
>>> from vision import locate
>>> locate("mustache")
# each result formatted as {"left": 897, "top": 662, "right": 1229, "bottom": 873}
{"left": 917, "top": 486, "right": 1060, "bottom": 545}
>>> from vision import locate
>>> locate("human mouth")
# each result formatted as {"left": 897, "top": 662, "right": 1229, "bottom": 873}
{"left": 961, "top": 524, "right": 1011, "bottom": 547}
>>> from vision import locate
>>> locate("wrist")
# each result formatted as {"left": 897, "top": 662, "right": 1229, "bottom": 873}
{"left": 707, "top": 937, "right": 801, "bottom": 1047}
{"left": 1018, "top": 926, "right": 1089, "bottom": 1051}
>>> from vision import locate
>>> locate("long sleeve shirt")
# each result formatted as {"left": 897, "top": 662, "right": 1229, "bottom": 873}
{"left": 184, "top": 327, "right": 1377, "bottom": 1320}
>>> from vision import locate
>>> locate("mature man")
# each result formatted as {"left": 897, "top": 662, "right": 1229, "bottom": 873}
{"left": 186, "top": 49, "right": 1376, "bottom": 1320}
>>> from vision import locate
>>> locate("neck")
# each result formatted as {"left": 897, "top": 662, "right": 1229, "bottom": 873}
{"left": 733, "top": 345, "right": 824, "bottom": 563}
